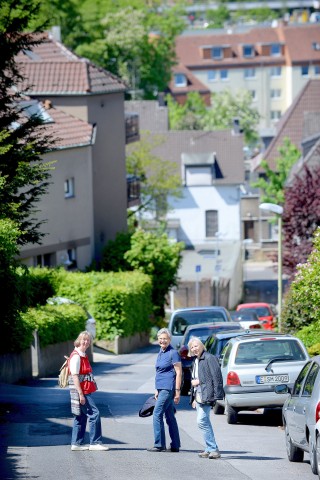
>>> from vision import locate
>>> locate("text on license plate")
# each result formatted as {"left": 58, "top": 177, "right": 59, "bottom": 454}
{"left": 256, "top": 374, "right": 289, "bottom": 384}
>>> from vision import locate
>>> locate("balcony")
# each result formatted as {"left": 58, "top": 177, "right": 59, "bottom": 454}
{"left": 125, "top": 113, "right": 140, "bottom": 144}
{"left": 127, "top": 174, "right": 141, "bottom": 208}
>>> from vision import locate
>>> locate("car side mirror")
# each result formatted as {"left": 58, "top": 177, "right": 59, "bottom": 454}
{"left": 275, "top": 384, "right": 290, "bottom": 395}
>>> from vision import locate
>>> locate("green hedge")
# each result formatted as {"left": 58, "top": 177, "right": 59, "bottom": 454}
{"left": 20, "top": 304, "right": 88, "bottom": 348}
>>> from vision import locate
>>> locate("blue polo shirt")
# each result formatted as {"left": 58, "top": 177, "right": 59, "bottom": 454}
{"left": 155, "top": 345, "right": 181, "bottom": 390}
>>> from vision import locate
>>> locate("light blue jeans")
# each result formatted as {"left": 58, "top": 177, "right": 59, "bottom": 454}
{"left": 153, "top": 389, "right": 180, "bottom": 450}
{"left": 71, "top": 394, "right": 102, "bottom": 446}
{"left": 196, "top": 402, "right": 218, "bottom": 452}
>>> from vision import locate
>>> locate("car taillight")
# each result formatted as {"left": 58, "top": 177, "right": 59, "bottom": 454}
{"left": 316, "top": 402, "right": 320, "bottom": 422}
{"left": 179, "top": 346, "right": 190, "bottom": 360}
{"left": 249, "top": 324, "right": 262, "bottom": 329}
{"left": 227, "top": 371, "right": 241, "bottom": 385}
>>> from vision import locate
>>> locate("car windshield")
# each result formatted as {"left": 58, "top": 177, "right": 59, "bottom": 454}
{"left": 185, "top": 324, "right": 241, "bottom": 345}
{"left": 239, "top": 306, "right": 271, "bottom": 317}
{"left": 234, "top": 339, "right": 307, "bottom": 365}
{"left": 172, "top": 310, "right": 227, "bottom": 335}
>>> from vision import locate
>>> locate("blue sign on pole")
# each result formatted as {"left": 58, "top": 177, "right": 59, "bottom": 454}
{"left": 195, "top": 265, "right": 201, "bottom": 273}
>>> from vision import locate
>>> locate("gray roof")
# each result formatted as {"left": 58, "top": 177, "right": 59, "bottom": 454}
{"left": 147, "top": 130, "right": 244, "bottom": 185}
{"left": 124, "top": 100, "right": 169, "bottom": 132}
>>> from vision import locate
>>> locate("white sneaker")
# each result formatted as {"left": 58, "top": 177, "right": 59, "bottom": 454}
{"left": 89, "top": 444, "right": 110, "bottom": 451}
{"left": 71, "top": 445, "right": 89, "bottom": 451}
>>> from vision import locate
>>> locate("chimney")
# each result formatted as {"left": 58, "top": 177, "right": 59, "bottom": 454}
{"left": 232, "top": 118, "right": 243, "bottom": 135}
{"left": 50, "top": 26, "right": 61, "bottom": 42}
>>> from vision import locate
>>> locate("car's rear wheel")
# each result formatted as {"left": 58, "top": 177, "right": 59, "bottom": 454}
{"left": 310, "top": 438, "right": 318, "bottom": 475}
{"left": 285, "top": 423, "right": 304, "bottom": 462}
{"left": 213, "top": 402, "right": 225, "bottom": 415}
{"left": 316, "top": 434, "right": 320, "bottom": 478}
{"left": 225, "top": 402, "right": 238, "bottom": 424}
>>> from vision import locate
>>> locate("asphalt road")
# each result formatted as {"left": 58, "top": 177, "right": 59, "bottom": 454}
{"left": 0, "top": 343, "right": 315, "bottom": 480}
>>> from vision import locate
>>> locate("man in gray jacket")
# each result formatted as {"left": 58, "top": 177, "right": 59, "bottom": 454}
{"left": 188, "top": 336, "right": 224, "bottom": 459}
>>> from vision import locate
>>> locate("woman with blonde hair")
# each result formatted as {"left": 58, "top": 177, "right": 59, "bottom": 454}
{"left": 68, "top": 330, "right": 109, "bottom": 451}
{"left": 188, "top": 336, "right": 224, "bottom": 459}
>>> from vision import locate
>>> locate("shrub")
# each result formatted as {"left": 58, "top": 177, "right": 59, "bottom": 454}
{"left": 20, "top": 304, "right": 87, "bottom": 348}
{"left": 282, "top": 227, "right": 320, "bottom": 333}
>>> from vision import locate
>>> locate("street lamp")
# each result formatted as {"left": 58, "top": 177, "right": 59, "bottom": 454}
{"left": 259, "top": 202, "right": 284, "bottom": 332}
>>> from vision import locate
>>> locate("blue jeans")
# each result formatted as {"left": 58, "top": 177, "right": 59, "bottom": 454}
{"left": 153, "top": 389, "right": 180, "bottom": 449}
{"left": 71, "top": 394, "right": 102, "bottom": 446}
{"left": 196, "top": 402, "right": 218, "bottom": 452}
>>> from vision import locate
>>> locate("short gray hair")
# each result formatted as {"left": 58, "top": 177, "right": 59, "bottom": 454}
{"left": 187, "top": 336, "right": 206, "bottom": 356}
{"left": 157, "top": 328, "right": 171, "bottom": 339}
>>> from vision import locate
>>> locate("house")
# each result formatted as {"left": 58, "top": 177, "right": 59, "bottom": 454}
{"left": 245, "top": 79, "right": 320, "bottom": 260}
{"left": 124, "top": 100, "right": 245, "bottom": 309}
{"left": 15, "top": 29, "right": 138, "bottom": 267}
{"left": 169, "top": 23, "right": 320, "bottom": 144}
{"left": 19, "top": 99, "right": 95, "bottom": 270}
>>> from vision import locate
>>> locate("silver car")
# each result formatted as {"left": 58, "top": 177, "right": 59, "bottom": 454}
{"left": 275, "top": 355, "right": 320, "bottom": 477}
{"left": 218, "top": 332, "right": 310, "bottom": 424}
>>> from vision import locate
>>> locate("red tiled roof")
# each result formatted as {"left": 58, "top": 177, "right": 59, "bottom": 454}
{"left": 43, "top": 103, "right": 94, "bottom": 149}
{"left": 169, "top": 64, "right": 210, "bottom": 94}
{"left": 16, "top": 33, "right": 126, "bottom": 95}
{"left": 256, "top": 79, "right": 320, "bottom": 170}
{"left": 175, "top": 24, "right": 320, "bottom": 69}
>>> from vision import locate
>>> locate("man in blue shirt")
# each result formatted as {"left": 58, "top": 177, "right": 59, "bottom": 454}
{"left": 147, "top": 328, "right": 182, "bottom": 452}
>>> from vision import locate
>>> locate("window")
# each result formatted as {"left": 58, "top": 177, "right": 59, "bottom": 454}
{"left": 301, "top": 65, "right": 309, "bottom": 77}
{"left": 220, "top": 70, "right": 228, "bottom": 80}
{"left": 270, "top": 66, "right": 282, "bottom": 77}
{"left": 243, "top": 45, "right": 254, "bottom": 58}
{"left": 315, "top": 65, "right": 320, "bottom": 76}
{"left": 212, "top": 47, "right": 222, "bottom": 59}
{"left": 249, "top": 90, "right": 256, "bottom": 100}
{"left": 302, "top": 363, "right": 320, "bottom": 397}
{"left": 206, "top": 210, "right": 218, "bottom": 238}
{"left": 174, "top": 73, "right": 187, "bottom": 87}
{"left": 271, "top": 89, "right": 281, "bottom": 99}
{"left": 292, "top": 362, "right": 312, "bottom": 396}
{"left": 64, "top": 178, "right": 74, "bottom": 198}
{"left": 271, "top": 44, "right": 281, "bottom": 56}
{"left": 244, "top": 68, "right": 256, "bottom": 79}
{"left": 208, "top": 70, "right": 216, "bottom": 82}
{"left": 271, "top": 110, "right": 281, "bottom": 121}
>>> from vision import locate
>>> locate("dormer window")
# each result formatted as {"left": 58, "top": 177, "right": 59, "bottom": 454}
{"left": 243, "top": 45, "right": 254, "bottom": 58}
{"left": 271, "top": 43, "right": 281, "bottom": 56}
{"left": 212, "top": 47, "right": 223, "bottom": 60}
{"left": 174, "top": 73, "right": 187, "bottom": 87}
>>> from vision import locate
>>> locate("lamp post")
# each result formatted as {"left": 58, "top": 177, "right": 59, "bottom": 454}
{"left": 259, "top": 203, "right": 283, "bottom": 332}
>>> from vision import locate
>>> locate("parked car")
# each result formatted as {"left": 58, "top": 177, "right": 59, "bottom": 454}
{"left": 179, "top": 322, "right": 244, "bottom": 395}
{"left": 46, "top": 297, "right": 96, "bottom": 339}
{"left": 275, "top": 355, "right": 320, "bottom": 477}
{"left": 231, "top": 310, "right": 263, "bottom": 330}
{"left": 218, "top": 332, "right": 310, "bottom": 424}
{"left": 236, "top": 302, "right": 276, "bottom": 330}
{"left": 168, "top": 306, "right": 232, "bottom": 349}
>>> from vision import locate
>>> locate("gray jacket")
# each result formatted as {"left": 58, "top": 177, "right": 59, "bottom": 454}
{"left": 191, "top": 351, "right": 224, "bottom": 404}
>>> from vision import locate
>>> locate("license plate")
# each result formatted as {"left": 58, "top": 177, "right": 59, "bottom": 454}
{"left": 256, "top": 374, "right": 289, "bottom": 384}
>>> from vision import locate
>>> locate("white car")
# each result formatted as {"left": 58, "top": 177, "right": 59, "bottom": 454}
{"left": 275, "top": 355, "right": 320, "bottom": 477}
{"left": 47, "top": 296, "right": 96, "bottom": 339}
{"left": 218, "top": 332, "right": 310, "bottom": 424}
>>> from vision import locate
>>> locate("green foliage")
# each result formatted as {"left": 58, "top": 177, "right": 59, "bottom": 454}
{"left": 205, "top": 6, "right": 230, "bottom": 28}
{"left": 295, "top": 321, "right": 320, "bottom": 350}
{"left": 167, "top": 90, "right": 260, "bottom": 145}
{"left": 126, "top": 132, "right": 183, "bottom": 219}
{"left": 90, "top": 272, "right": 153, "bottom": 339}
{"left": 19, "top": 266, "right": 56, "bottom": 307}
{"left": 20, "top": 304, "right": 87, "bottom": 348}
{"left": 251, "top": 138, "right": 301, "bottom": 205}
{"left": 282, "top": 227, "right": 320, "bottom": 333}
{"left": 124, "top": 229, "right": 184, "bottom": 320}
{"left": 74, "top": 4, "right": 184, "bottom": 99}
{"left": 101, "top": 232, "right": 133, "bottom": 272}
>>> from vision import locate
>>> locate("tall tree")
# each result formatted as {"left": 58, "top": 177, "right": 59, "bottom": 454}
{"left": 126, "top": 132, "right": 183, "bottom": 221}
{"left": 282, "top": 164, "right": 320, "bottom": 278}
{"left": 0, "top": 0, "right": 53, "bottom": 245}
{"left": 251, "top": 137, "right": 301, "bottom": 205}
{"left": 167, "top": 90, "right": 260, "bottom": 145}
